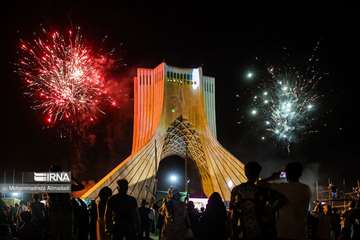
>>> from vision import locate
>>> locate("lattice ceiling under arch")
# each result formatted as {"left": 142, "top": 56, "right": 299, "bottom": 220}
{"left": 160, "top": 116, "right": 207, "bottom": 169}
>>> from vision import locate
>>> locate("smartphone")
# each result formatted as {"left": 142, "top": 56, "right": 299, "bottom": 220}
{"left": 280, "top": 171, "right": 287, "bottom": 179}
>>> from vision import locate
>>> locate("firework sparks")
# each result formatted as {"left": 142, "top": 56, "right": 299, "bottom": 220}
{"left": 17, "top": 27, "right": 115, "bottom": 130}
{"left": 249, "top": 67, "right": 319, "bottom": 150}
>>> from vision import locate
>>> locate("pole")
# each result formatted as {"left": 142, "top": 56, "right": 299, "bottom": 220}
{"left": 185, "top": 150, "right": 188, "bottom": 196}
{"left": 154, "top": 139, "right": 158, "bottom": 201}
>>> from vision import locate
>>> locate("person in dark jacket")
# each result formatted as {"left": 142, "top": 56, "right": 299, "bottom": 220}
{"left": 105, "top": 179, "right": 140, "bottom": 240}
{"left": 89, "top": 200, "right": 97, "bottom": 240}
{"left": 17, "top": 211, "right": 42, "bottom": 240}
{"left": 200, "top": 192, "right": 227, "bottom": 240}
{"left": 139, "top": 199, "right": 151, "bottom": 239}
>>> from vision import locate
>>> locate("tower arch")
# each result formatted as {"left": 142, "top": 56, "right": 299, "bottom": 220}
{"left": 81, "top": 63, "right": 246, "bottom": 202}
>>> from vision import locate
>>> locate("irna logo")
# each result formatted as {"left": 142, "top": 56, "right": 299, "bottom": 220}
{"left": 34, "top": 172, "right": 71, "bottom": 182}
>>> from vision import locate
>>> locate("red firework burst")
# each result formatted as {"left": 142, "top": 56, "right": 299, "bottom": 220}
{"left": 17, "top": 27, "right": 116, "bottom": 129}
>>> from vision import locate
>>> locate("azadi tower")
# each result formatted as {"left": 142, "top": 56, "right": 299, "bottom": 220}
{"left": 81, "top": 63, "right": 246, "bottom": 201}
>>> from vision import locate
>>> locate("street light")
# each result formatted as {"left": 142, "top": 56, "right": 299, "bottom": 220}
{"left": 169, "top": 174, "right": 178, "bottom": 184}
{"left": 11, "top": 192, "right": 20, "bottom": 197}
{"left": 246, "top": 71, "right": 254, "bottom": 79}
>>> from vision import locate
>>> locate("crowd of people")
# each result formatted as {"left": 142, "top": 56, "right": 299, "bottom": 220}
{"left": 0, "top": 162, "right": 359, "bottom": 240}
{"left": 0, "top": 194, "right": 46, "bottom": 239}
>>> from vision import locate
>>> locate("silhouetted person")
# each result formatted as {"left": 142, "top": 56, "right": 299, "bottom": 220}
{"left": 230, "top": 161, "right": 286, "bottom": 240}
{"left": 29, "top": 194, "right": 45, "bottom": 226}
{"left": 139, "top": 199, "right": 151, "bottom": 239}
{"left": 47, "top": 164, "right": 72, "bottom": 240}
{"left": 70, "top": 176, "right": 89, "bottom": 240}
{"left": 0, "top": 195, "right": 11, "bottom": 240}
{"left": 97, "top": 186, "right": 112, "bottom": 240}
{"left": 16, "top": 201, "right": 28, "bottom": 224}
{"left": 264, "top": 162, "right": 311, "bottom": 240}
{"left": 307, "top": 206, "right": 318, "bottom": 240}
{"left": 200, "top": 207, "right": 205, "bottom": 216}
{"left": 187, "top": 201, "right": 200, "bottom": 239}
{"left": 29, "top": 193, "right": 46, "bottom": 239}
{"left": 159, "top": 188, "right": 191, "bottom": 240}
{"left": 148, "top": 203, "right": 157, "bottom": 234}
{"left": 71, "top": 197, "right": 89, "bottom": 240}
{"left": 330, "top": 208, "right": 341, "bottom": 240}
{"left": 105, "top": 179, "right": 140, "bottom": 240}
{"left": 157, "top": 201, "right": 165, "bottom": 240}
{"left": 17, "top": 211, "right": 41, "bottom": 240}
{"left": 11, "top": 203, "right": 19, "bottom": 223}
{"left": 200, "top": 192, "right": 227, "bottom": 240}
{"left": 341, "top": 200, "right": 360, "bottom": 240}
{"left": 89, "top": 200, "right": 97, "bottom": 240}
{"left": 317, "top": 204, "right": 331, "bottom": 240}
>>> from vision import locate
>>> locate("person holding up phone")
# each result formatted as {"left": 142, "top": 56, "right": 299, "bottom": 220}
{"left": 260, "top": 162, "right": 311, "bottom": 240}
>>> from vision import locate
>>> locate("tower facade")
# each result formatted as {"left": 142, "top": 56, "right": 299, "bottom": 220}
{"left": 81, "top": 63, "right": 246, "bottom": 201}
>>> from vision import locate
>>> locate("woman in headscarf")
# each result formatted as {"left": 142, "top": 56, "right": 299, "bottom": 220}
{"left": 96, "top": 186, "right": 112, "bottom": 240}
{"left": 159, "top": 188, "right": 191, "bottom": 240}
{"left": 200, "top": 192, "right": 227, "bottom": 240}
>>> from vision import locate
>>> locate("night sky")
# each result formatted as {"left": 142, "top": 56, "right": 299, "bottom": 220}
{"left": 2, "top": 2, "right": 359, "bottom": 186}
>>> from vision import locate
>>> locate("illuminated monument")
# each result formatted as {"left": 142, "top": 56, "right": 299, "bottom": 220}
{"left": 82, "top": 63, "right": 246, "bottom": 201}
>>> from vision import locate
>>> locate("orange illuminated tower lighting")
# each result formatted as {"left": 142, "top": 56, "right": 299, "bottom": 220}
{"left": 81, "top": 63, "right": 246, "bottom": 201}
